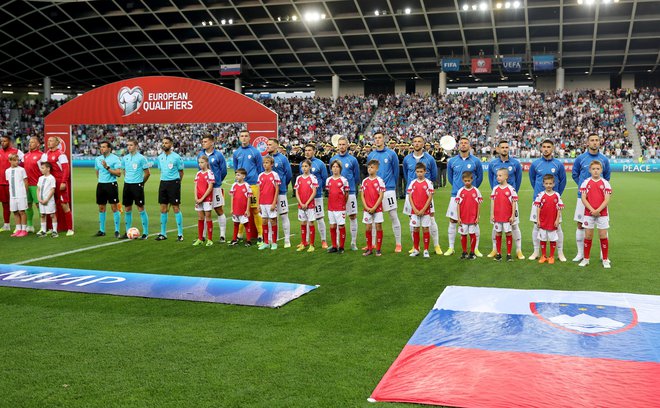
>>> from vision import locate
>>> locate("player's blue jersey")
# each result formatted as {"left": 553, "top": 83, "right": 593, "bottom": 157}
{"left": 329, "top": 152, "right": 360, "bottom": 194}
{"left": 447, "top": 154, "right": 483, "bottom": 197}
{"left": 402, "top": 152, "right": 438, "bottom": 186}
{"left": 95, "top": 153, "right": 122, "bottom": 183}
{"left": 572, "top": 151, "right": 611, "bottom": 197}
{"left": 367, "top": 147, "right": 400, "bottom": 191}
{"left": 529, "top": 156, "right": 567, "bottom": 201}
{"left": 122, "top": 152, "right": 149, "bottom": 184}
{"left": 300, "top": 157, "right": 327, "bottom": 198}
{"left": 488, "top": 156, "right": 523, "bottom": 191}
{"left": 197, "top": 149, "right": 227, "bottom": 188}
{"left": 233, "top": 145, "right": 263, "bottom": 185}
{"left": 271, "top": 152, "right": 292, "bottom": 194}
{"left": 157, "top": 151, "right": 184, "bottom": 181}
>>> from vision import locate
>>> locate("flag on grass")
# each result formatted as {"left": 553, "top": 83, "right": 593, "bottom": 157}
{"left": 370, "top": 286, "right": 660, "bottom": 408}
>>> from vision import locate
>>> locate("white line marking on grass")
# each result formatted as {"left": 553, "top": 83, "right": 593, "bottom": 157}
{"left": 13, "top": 224, "right": 197, "bottom": 265}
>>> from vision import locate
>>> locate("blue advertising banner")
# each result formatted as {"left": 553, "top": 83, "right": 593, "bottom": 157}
{"left": 533, "top": 55, "right": 554, "bottom": 71}
{"left": 502, "top": 57, "right": 522, "bottom": 72}
{"left": 441, "top": 59, "right": 461, "bottom": 72}
{"left": 0, "top": 264, "right": 317, "bottom": 308}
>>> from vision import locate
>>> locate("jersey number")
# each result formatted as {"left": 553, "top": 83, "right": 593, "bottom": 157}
{"left": 351, "top": 200, "right": 356, "bottom": 209}
{"left": 387, "top": 197, "right": 395, "bottom": 206}
{"left": 215, "top": 194, "right": 222, "bottom": 202}
{"left": 316, "top": 204, "right": 322, "bottom": 213}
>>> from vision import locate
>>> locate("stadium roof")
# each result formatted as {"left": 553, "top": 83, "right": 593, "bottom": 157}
{"left": 1, "top": 0, "right": 658, "bottom": 90}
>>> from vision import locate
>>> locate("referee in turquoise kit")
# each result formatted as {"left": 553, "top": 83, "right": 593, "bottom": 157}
{"left": 94, "top": 140, "right": 122, "bottom": 238}
{"left": 121, "top": 138, "right": 150, "bottom": 239}
{"left": 155, "top": 136, "right": 184, "bottom": 241}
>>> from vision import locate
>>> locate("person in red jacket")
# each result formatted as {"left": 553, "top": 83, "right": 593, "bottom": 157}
{"left": 39, "top": 136, "right": 74, "bottom": 236}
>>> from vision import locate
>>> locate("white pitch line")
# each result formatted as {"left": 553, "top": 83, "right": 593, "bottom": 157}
{"left": 13, "top": 224, "right": 197, "bottom": 265}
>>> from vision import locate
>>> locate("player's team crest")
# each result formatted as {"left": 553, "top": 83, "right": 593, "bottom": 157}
{"left": 530, "top": 302, "right": 638, "bottom": 336}
{"left": 247, "top": 155, "right": 252, "bottom": 159}
{"left": 168, "top": 163, "right": 173, "bottom": 169}
{"left": 117, "top": 86, "right": 143, "bottom": 116}
{"left": 508, "top": 166, "right": 513, "bottom": 171}
{"left": 384, "top": 159, "right": 388, "bottom": 163}
{"left": 467, "top": 164, "right": 472, "bottom": 169}
{"left": 551, "top": 168, "right": 556, "bottom": 173}
{"left": 132, "top": 163, "right": 138, "bottom": 170}
{"left": 345, "top": 163, "right": 349, "bottom": 168}
{"left": 505, "top": 191, "right": 510, "bottom": 196}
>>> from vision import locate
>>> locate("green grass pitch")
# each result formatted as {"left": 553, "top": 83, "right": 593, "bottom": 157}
{"left": 1, "top": 168, "right": 659, "bottom": 407}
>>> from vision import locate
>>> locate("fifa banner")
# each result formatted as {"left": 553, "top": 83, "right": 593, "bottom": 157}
{"left": 533, "top": 55, "right": 555, "bottom": 72}
{"left": 441, "top": 59, "right": 461, "bottom": 72}
{"left": 370, "top": 286, "right": 660, "bottom": 408}
{"left": 502, "top": 57, "right": 522, "bottom": 73}
{"left": 0, "top": 264, "right": 317, "bottom": 308}
{"left": 471, "top": 58, "right": 492, "bottom": 74}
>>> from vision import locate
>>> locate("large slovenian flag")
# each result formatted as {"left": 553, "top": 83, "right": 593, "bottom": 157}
{"left": 370, "top": 286, "right": 660, "bottom": 408}
{"left": 220, "top": 64, "right": 241, "bottom": 76}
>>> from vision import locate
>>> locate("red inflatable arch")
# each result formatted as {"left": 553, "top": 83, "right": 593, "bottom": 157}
{"left": 44, "top": 75, "right": 278, "bottom": 230}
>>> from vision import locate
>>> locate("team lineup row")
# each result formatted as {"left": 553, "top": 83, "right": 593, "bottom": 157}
{"left": 0, "top": 131, "right": 612, "bottom": 267}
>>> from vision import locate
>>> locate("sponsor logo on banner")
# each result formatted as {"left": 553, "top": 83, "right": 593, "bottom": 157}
{"left": 441, "top": 59, "right": 461, "bottom": 72}
{"left": 533, "top": 55, "right": 554, "bottom": 72}
{"left": 118, "top": 86, "right": 194, "bottom": 116}
{"left": 471, "top": 58, "right": 492, "bottom": 74}
{"left": 502, "top": 57, "right": 522, "bottom": 72}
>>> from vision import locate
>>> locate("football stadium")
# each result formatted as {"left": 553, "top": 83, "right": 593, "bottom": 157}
{"left": 0, "top": 1, "right": 658, "bottom": 407}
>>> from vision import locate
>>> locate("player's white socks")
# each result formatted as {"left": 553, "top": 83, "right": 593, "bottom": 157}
{"left": 316, "top": 218, "right": 326, "bottom": 242}
{"left": 475, "top": 224, "right": 480, "bottom": 250}
{"left": 349, "top": 217, "right": 358, "bottom": 246}
{"left": 532, "top": 224, "right": 540, "bottom": 251}
{"left": 491, "top": 228, "right": 497, "bottom": 251}
{"left": 430, "top": 218, "right": 439, "bottom": 247}
{"left": 280, "top": 214, "right": 291, "bottom": 244}
{"left": 513, "top": 224, "right": 522, "bottom": 252}
{"left": 576, "top": 228, "right": 585, "bottom": 257}
{"left": 218, "top": 214, "right": 227, "bottom": 239}
{"left": 448, "top": 222, "right": 457, "bottom": 249}
{"left": 557, "top": 225, "right": 564, "bottom": 252}
{"left": 41, "top": 222, "right": 47, "bottom": 232}
{"left": 389, "top": 209, "right": 402, "bottom": 245}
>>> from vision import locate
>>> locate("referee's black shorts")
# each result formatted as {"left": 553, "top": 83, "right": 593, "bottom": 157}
{"left": 96, "top": 182, "right": 119, "bottom": 205}
{"left": 122, "top": 182, "right": 145, "bottom": 207}
{"left": 158, "top": 179, "right": 181, "bottom": 205}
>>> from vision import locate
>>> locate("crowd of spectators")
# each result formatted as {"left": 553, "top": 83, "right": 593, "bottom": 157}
{"left": 367, "top": 93, "right": 495, "bottom": 148}
{"left": 261, "top": 96, "right": 375, "bottom": 145}
{"left": 496, "top": 89, "right": 632, "bottom": 159}
{"left": 3, "top": 89, "right": 652, "bottom": 160}
{"left": 632, "top": 88, "right": 658, "bottom": 159}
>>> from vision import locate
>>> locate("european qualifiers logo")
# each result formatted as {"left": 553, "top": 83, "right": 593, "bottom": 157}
{"left": 118, "top": 87, "right": 194, "bottom": 116}
{"left": 252, "top": 136, "right": 269, "bottom": 153}
{"left": 118, "top": 86, "right": 143, "bottom": 116}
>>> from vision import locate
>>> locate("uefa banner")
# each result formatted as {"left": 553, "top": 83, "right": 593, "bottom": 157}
{"left": 441, "top": 58, "right": 461, "bottom": 72}
{"left": 0, "top": 263, "right": 317, "bottom": 308}
{"left": 502, "top": 56, "right": 522, "bottom": 73}
{"left": 471, "top": 58, "right": 491, "bottom": 74}
{"left": 533, "top": 55, "right": 555, "bottom": 71}
{"left": 370, "top": 286, "right": 660, "bottom": 408}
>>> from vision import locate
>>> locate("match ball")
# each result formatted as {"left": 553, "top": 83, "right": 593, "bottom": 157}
{"left": 126, "top": 227, "right": 141, "bottom": 239}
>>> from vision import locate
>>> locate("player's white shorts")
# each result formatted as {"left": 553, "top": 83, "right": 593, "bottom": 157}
{"left": 574, "top": 198, "right": 586, "bottom": 223}
{"left": 404, "top": 194, "right": 435, "bottom": 216}
{"left": 298, "top": 208, "right": 316, "bottom": 222}
{"left": 582, "top": 215, "right": 609, "bottom": 230}
{"left": 363, "top": 211, "right": 384, "bottom": 224}
{"left": 277, "top": 194, "right": 289, "bottom": 215}
{"left": 212, "top": 187, "right": 224, "bottom": 208}
{"left": 382, "top": 190, "right": 397, "bottom": 212}
{"left": 537, "top": 228, "right": 559, "bottom": 242}
{"left": 259, "top": 204, "right": 278, "bottom": 219}
{"left": 530, "top": 204, "right": 562, "bottom": 223}
{"left": 39, "top": 200, "right": 56, "bottom": 215}
{"left": 446, "top": 197, "right": 459, "bottom": 221}
{"left": 195, "top": 201, "right": 213, "bottom": 212}
{"left": 409, "top": 214, "right": 432, "bottom": 228}
{"left": 493, "top": 222, "right": 512, "bottom": 234}
{"left": 9, "top": 197, "right": 27, "bottom": 212}
{"left": 232, "top": 214, "right": 249, "bottom": 224}
{"left": 458, "top": 223, "right": 478, "bottom": 235}
{"left": 346, "top": 194, "right": 358, "bottom": 216}
{"left": 328, "top": 210, "right": 347, "bottom": 225}
{"left": 314, "top": 197, "right": 324, "bottom": 219}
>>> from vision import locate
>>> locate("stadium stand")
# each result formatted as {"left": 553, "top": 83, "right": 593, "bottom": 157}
{"left": 632, "top": 88, "right": 659, "bottom": 159}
